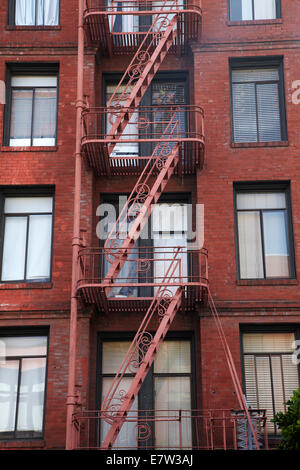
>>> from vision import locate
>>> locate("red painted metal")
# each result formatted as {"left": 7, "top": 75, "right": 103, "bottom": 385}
{"left": 77, "top": 246, "right": 208, "bottom": 312}
{"left": 66, "top": 0, "right": 85, "bottom": 451}
{"left": 81, "top": 105, "right": 205, "bottom": 176}
{"left": 83, "top": 1, "right": 202, "bottom": 54}
{"left": 207, "top": 288, "right": 261, "bottom": 450}
{"left": 71, "top": 408, "right": 268, "bottom": 450}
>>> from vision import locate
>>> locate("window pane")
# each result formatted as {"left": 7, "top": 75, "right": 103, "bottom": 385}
{"left": 1, "top": 337, "right": 48, "bottom": 357}
{"left": 236, "top": 192, "right": 286, "bottom": 210}
{"left": 257, "top": 83, "right": 282, "bottom": 142}
{"left": 17, "top": 358, "right": 46, "bottom": 432}
{"left": 1, "top": 217, "right": 27, "bottom": 281}
{"left": 15, "top": 0, "right": 35, "bottom": 25}
{"left": 243, "top": 333, "right": 295, "bottom": 353}
{"left": 241, "top": 0, "right": 253, "bottom": 20}
{"left": 10, "top": 89, "right": 33, "bottom": 144}
{"left": 230, "top": 0, "right": 243, "bottom": 21}
{"left": 4, "top": 197, "right": 53, "bottom": 214}
{"left": 263, "top": 211, "right": 290, "bottom": 277}
{"left": 37, "top": 0, "right": 60, "bottom": 26}
{"left": 102, "top": 342, "right": 138, "bottom": 374}
{"left": 154, "top": 341, "right": 191, "bottom": 373}
{"left": 106, "top": 85, "right": 138, "bottom": 156}
{"left": 281, "top": 354, "right": 300, "bottom": 402}
{"left": 33, "top": 88, "right": 57, "bottom": 144}
{"left": 254, "top": 0, "right": 276, "bottom": 19}
{"left": 11, "top": 76, "right": 57, "bottom": 87}
{"left": 237, "top": 211, "right": 264, "bottom": 279}
{"left": 0, "top": 360, "right": 19, "bottom": 432}
{"left": 101, "top": 377, "right": 138, "bottom": 449}
{"left": 26, "top": 215, "right": 52, "bottom": 280}
{"left": 254, "top": 356, "right": 274, "bottom": 433}
{"left": 232, "top": 83, "right": 257, "bottom": 142}
{"left": 232, "top": 68, "right": 279, "bottom": 83}
{"left": 155, "top": 377, "right": 192, "bottom": 448}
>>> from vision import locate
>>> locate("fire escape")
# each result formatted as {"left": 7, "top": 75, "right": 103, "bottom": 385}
{"left": 68, "top": 0, "right": 268, "bottom": 451}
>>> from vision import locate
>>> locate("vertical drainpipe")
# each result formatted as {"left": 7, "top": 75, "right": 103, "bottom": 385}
{"left": 65, "top": 0, "right": 85, "bottom": 450}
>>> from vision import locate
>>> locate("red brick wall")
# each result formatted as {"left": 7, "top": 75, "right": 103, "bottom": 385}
{"left": 0, "top": 0, "right": 299, "bottom": 449}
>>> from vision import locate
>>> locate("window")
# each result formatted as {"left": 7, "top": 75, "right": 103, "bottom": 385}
{"left": 98, "top": 337, "right": 193, "bottom": 449}
{"left": 229, "top": 0, "right": 280, "bottom": 21}
{"left": 6, "top": 73, "right": 58, "bottom": 147}
{"left": 100, "top": 194, "right": 190, "bottom": 298}
{"left": 10, "top": 0, "right": 59, "bottom": 26}
{"left": 242, "top": 331, "right": 300, "bottom": 434}
{"left": 104, "top": 75, "right": 187, "bottom": 159}
{"left": 0, "top": 332, "right": 48, "bottom": 439}
{"left": 230, "top": 61, "right": 286, "bottom": 143}
{"left": 235, "top": 185, "right": 294, "bottom": 280}
{"left": 0, "top": 193, "right": 54, "bottom": 282}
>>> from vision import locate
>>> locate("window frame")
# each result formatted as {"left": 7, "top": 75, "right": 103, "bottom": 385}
{"left": 8, "top": 0, "right": 61, "bottom": 27}
{"left": 102, "top": 72, "right": 189, "bottom": 157}
{"left": 228, "top": 0, "right": 282, "bottom": 22}
{"left": 99, "top": 192, "right": 192, "bottom": 297}
{"left": 229, "top": 57, "right": 287, "bottom": 144}
{"left": 0, "top": 327, "right": 49, "bottom": 441}
{"left": 233, "top": 182, "right": 296, "bottom": 281}
{"left": 240, "top": 324, "right": 300, "bottom": 436}
{"left": 0, "top": 186, "right": 55, "bottom": 284}
{"left": 96, "top": 332, "right": 196, "bottom": 449}
{"left": 3, "top": 63, "right": 59, "bottom": 148}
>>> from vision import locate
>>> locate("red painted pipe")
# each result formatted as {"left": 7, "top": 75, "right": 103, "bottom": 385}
{"left": 65, "top": 0, "right": 85, "bottom": 450}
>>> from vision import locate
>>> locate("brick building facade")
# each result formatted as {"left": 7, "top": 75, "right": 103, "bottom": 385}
{"left": 0, "top": 0, "right": 299, "bottom": 450}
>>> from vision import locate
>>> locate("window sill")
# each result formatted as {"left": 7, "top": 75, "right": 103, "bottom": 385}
{"left": 6, "top": 25, "right": 61, "bottom": 31}
{"left": 227, "top": 19, "right": 283, "bottom": 27}
{"left": 231, "top": 141, "right": 289, "bottom": 149}
{"left": 0, "top": 282, "right": 53, "bottom": 290}
{"left": 237, "top": 279, "right": 298, "bottom": 286}
{"left": 0, "top": 146, "right": 58, "bottom": 152}
{"left": 0, "top": 439, "right": 45, "bottom": 449}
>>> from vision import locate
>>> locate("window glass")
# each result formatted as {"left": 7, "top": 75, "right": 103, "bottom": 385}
{"left": 243, "top": 332, "right": 299, "bottom": 434}
{"left": 0, "top": 335, "right": 47, "bottom": 437}
{"left": 231, "top": 66, "right": 283, "bottom": 143}
{"left": 15, "top": 0, "right": 59, "bottom": 26}
{"left": 236, "top": 190, "right": 292, "bottom": 279}
{"left": 1, "top": 196, "right": 53, "bottom": 282}
{"left": 9, "top": 76, "right": 57, "bottom": 147}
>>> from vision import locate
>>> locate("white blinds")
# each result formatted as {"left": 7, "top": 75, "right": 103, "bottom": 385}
{"left": 243, "top": 333, "right": 299, "bottom": 433}
{"left": 232, "top": 67, "right": 282, "bottom": 143}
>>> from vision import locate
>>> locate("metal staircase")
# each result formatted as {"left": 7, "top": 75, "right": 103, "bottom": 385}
{"left": 97, "top": 2, "right": 192, "bottom": 448}
{"left": 70, "top": 0, "right": 262, "bottom": 451}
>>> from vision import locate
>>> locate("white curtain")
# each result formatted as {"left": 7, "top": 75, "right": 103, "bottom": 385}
{"left": 254, "top": 0, "right": 276, "bottom": 20}
{"left": 152, "top": 203, "right": 188, "bottom": 295}
{"left": 1, "top": 217, "right": 27, "bottom": 281}
{"left": 15, "top": 0, "right": 59, "bottom": 26}
{"left": 42, "top": 0, "right": 59, "bottom": 26}
{"left": 15, "top": 0, "right": 35, "bottom": 25}
{"left": 1, "top": 197, "right": 53, "bottom": 282}
{"left": 108, "top": 1, "right": 138, "bottom": 33}
{"left": 237, "top": 211, "right": 264, "bottom": 279}
{"left": 17, "top": 358, "right": 46, "bottom": 432}
{"left": 26, "top": 215, "right": 52, "bottom": 280}
{"left": 0, "top": 361, "right": 19, "bottom": 432}
{"left": 241, "top": 0, "right": 276, "bottom": 20}
{"left": 106, "top": 85, "right": 138, "bottom": 159}
{"left": 154, "top": 341, "right": 191, "bottom": 449}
